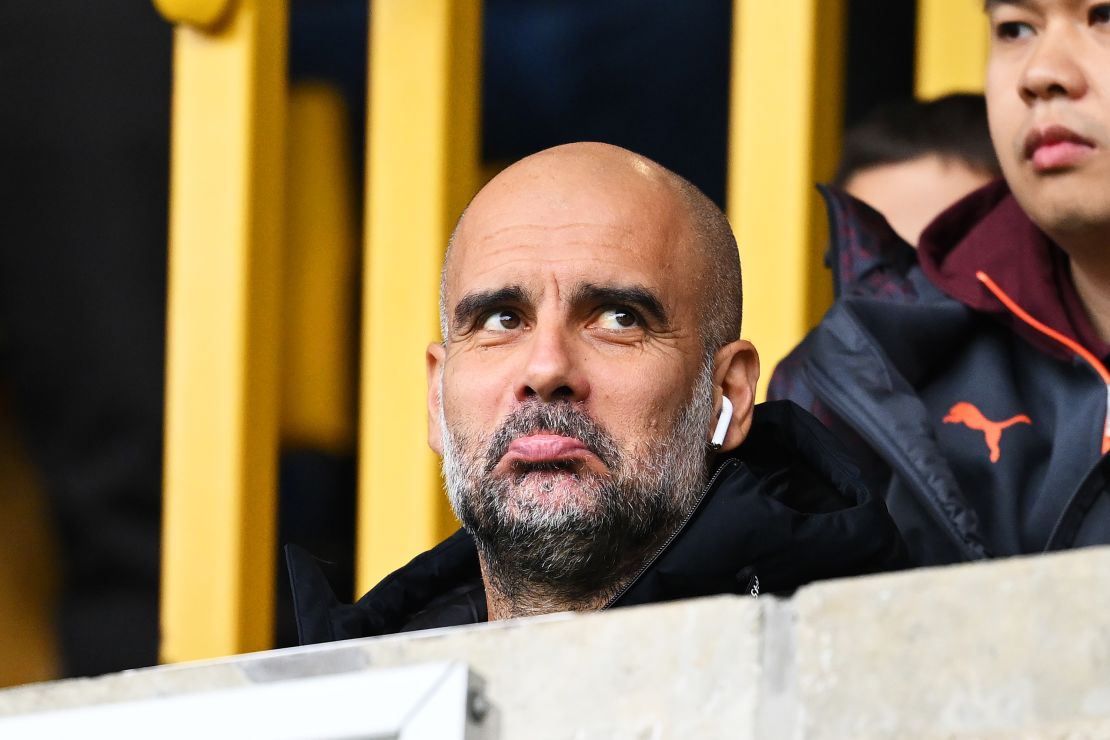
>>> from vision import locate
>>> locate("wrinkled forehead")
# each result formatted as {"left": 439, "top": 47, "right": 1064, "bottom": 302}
{"left": 443, "top": 173, "right": 705, "bottom": 315}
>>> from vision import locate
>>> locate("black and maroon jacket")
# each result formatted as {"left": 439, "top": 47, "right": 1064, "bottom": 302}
{"left": 770, "top": 182, "right": 1110, "bottom": 566}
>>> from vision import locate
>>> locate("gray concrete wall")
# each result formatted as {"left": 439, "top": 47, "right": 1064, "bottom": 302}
{"left": 3, "top": 547, "right": 1110, "bottom": 738}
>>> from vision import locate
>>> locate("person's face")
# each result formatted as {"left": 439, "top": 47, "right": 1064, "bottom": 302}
{"left": 986, "top": 0, "right": 1110, "bottom": 240}
{"left": 427, "top": 154, "right": 742, "bottom": 591}
{"left": 844, "top": 156, "right": 995, "bottom": 245}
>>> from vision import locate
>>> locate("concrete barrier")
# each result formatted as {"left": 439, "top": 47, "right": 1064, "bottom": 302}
{"left": 3, "top": 546, "right": 1109, "bottom": 738}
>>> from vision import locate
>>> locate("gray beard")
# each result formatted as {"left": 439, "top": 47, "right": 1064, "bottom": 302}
{"left": 440, "top": 359, "right": 715, "bottom": 610}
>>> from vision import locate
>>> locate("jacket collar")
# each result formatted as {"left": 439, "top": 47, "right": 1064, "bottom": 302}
{"left": 818, "top": 184, "right": 919, "bottom": 302}
{"left": 918, "top": 180, "right": 1110, "bottom": 362}
{"left": 611, "top": 400, "right": 907, "bottom": 607}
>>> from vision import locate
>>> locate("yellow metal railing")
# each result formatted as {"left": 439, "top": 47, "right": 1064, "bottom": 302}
{"left": 158, "top": 0, "right": 287, "bottom": 662}
{"left": 157, "top": 0, "right": 990, "bottom": 661}
{"left": 282, "top": 83, "right": 358, "bottom": 455}
{"left": 916, "top": 0, "right": 991, "bottom": 97}
{"left": 729, "top": 0, "right": 845, "bottom": 401}
{"left": 357, "top": 0, "right": 482, "bottom": 593}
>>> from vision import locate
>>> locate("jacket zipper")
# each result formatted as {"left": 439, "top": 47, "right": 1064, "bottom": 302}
{"left": 601, "top": 458, "right": 739, "bottom": 610}
{"left": 976, "top": 271, "right": 1110, "bottom": 455}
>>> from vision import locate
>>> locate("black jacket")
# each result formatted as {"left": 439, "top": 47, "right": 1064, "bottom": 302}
{"left": 770, "top": 184, "right": 1110, "bottom": 566}
{"left": 287, "top": 401, "right": 907, "bottom": 644}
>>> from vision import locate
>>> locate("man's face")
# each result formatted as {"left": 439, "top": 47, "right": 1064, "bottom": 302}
{"left": 986, "top": 0, "right": 1110, "bottom": 239}
{"left": 428, "top": 151, "right": 717, "bottom": 595}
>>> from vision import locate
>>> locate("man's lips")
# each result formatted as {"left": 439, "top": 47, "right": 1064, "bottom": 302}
{"left": 1024, "top": 125, "right": 1095, "bottom": 172}
{"left": 493, "top": 434, "right": 609, "bottom": 477}
{"left": 502, "top": 434, "right": 595, "bottom": 464}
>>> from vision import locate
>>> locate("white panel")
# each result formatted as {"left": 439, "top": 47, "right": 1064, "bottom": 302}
{"left": 0, "top": 661, "right": 487, "bottom": 740}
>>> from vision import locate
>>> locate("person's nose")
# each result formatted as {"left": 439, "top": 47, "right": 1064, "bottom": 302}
{"left": 515, "top": 322, "right": 591, "bottom": 403}
{"left": 1020, "top": 25, "right": 1088, "bottom": 104}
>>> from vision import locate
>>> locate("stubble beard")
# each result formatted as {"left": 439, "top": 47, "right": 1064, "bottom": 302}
{"left": 440, "top": 360, "right": 716, "bottom": 614}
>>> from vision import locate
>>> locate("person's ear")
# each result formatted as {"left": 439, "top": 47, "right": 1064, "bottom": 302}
{"left": 709, "top": 339, "right": 760, "bottom": 452}
{"left": 426, "top": 342, "right": 446, "bottom": 455}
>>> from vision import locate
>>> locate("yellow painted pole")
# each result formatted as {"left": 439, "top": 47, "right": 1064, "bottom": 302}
{"left": 358, "top": 0, "right": 482, "bottom": 593}
{"left": 282, "top": 83, "right": 358, "bottom": 453}
{"left": 729, "top": 0, "right": 845, "bottom": 401}
{"left": 916, "top": 0, "right": 990, "bottom": 98}
{"left": 157, "top": 0, "right": 287, "bottom": 662}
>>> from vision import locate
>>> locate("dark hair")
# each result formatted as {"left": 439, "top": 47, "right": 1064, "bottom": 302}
{"left": 835, "top": 93, "right": 1001, "bottom": 186}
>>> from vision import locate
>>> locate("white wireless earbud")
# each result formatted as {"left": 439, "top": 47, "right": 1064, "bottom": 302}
{"left": 709, "top": 396, "right": 733, "bottom": 450}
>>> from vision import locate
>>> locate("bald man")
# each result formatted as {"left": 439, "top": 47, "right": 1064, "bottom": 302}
{"left": 288, "top": 143, "right": 905, "bottom": 640}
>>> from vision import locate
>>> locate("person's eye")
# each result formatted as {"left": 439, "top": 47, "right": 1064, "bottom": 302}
{"left": 595, "top": 307, "right": 640, "bottom": 331}
{"left": 1091, "top": 4, "right": 1110, "bottom": 26}
{"left": 994, "top": 20, "right": 1034, "bottom": 41}
{"left": 481, "top": 309, "right": 521, "bottom": 332}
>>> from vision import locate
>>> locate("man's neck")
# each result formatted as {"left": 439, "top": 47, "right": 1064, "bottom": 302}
{"left": 1067, "top": 248, "right": 1110, "bottom": 346}
{"left": 484, "top": 584, "right": 613, "bottom": 621}
{"left": 478, "top": 556, "right": 625, "bottom": 621}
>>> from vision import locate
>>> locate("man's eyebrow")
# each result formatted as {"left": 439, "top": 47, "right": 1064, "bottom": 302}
{"left": 452, "top": 286, "right": 529, "bottom": 330}
{"left": 571, "top": 283, "right": 670, "bottom": 327}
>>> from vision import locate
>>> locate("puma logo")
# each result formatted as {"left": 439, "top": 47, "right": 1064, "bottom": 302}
{"left": 943, "top": 402, "right": 1032, "bottom": 464}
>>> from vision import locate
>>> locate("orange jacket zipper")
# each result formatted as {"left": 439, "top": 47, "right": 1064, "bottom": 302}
{"left": 977, "top": 271, "right": 1110, "bottom": 455}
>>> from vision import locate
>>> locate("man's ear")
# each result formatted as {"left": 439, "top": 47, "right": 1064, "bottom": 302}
{"left": 710, "top": 339, "right": 760, "bottom": 452}
{"left": 426, "top": 342, "right": 446, "bottom": 455}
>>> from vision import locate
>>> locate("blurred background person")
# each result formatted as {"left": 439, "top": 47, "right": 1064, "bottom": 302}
{"left": 836, "top": 94, "right": 1001, "bottom": 246}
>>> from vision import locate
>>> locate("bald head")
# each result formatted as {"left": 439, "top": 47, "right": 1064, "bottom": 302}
{"left": 440, "top": 143, "right": 741, "bottom": 355}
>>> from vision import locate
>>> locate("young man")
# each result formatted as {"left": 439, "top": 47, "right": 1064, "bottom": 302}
{"left": 771, "top": 0, "right": 1110, "bottom": 565}
{"left": 288, "top": 143, "right": 905, "bottom": 641}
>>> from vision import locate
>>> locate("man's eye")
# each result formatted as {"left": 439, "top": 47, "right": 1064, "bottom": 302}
{"left": 595, "top": 307, "right": 639, "bottom": 330}
{"left": 481, "top": 310, "right": 521, "bottom": 332}
{"left": 1092, "top": 4, "right": 1110, "bottom": 25}
{"left": 994, "top": 20, "right": 1034, "bottom": 40}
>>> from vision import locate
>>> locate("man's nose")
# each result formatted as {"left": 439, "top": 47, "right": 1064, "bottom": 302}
{"left": 515, "top": 324, "right": 591, "bottom": 403}
{"left": 1019, "top": 25, "right": 1088, "bottom": 104}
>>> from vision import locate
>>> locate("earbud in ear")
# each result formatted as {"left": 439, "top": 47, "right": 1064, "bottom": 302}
{"left": 709, "top": 396, "right": 733, "bottom": 450}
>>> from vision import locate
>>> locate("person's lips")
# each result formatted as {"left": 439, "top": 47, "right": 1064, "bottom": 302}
{"left": 1024, "top": 125, "right": 1096, "bottom": 172}
{"left": 493, "top": 432, "right": 605, "bottom": 478}
{"left": 502, "top": 434, "right": 596, "bottom": 465}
